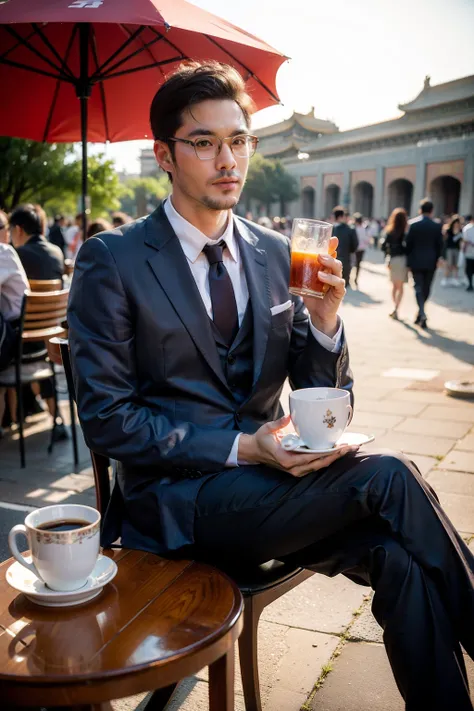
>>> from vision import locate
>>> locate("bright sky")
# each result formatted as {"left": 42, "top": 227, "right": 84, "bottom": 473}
{"left": 95, "top": 0, "right": 474, "bottom": 173}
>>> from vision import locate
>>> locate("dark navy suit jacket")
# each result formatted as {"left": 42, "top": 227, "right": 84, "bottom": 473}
{"left": 68, "top": 206, "right": 353, "bottom": 555}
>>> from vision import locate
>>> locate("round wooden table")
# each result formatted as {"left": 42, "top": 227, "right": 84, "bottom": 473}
{"left": 0, "top": 548, "right": 243, "bottom": 710}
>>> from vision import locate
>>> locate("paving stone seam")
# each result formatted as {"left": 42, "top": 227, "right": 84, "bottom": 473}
{"left": 301, "top": 594, "right": 373, "bottom": 710}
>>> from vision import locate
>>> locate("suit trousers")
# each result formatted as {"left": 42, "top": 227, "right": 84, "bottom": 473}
{"left": 192, "top": 451, "right": 474, "bottom": 710}
{"left": 412, "top": 269, "right": 435, "bottom": 318}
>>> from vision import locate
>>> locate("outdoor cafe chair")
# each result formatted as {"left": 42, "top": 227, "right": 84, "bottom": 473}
{"left": 28, "top": 278, "right": 63, "bottom": 292}
{"left": 58, "top": 339, "right": 315, "bottom": 711}
{"left": 0, "top": 290, "right": 78, "bottom": 468}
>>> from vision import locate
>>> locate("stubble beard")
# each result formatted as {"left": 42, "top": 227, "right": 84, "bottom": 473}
{"left": 201, "top": 194, "right": 240, "bottom": 211}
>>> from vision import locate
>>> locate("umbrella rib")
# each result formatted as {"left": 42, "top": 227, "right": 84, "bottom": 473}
{"left": 0, "top": 27, "right": 37, "bottom": 61}
{"left": 31, "top": 23, "right": 76, "bottom": 80}
{"left": 203, "top": 34, "right": 280, "bottom": 104}
{"left": 147, "top": 26, "right": 189, "bottom": 61}
{"left": 3, "top": 25, "right": 72, "bottom": 82}
{"left": 95, "top": 32, "right": 165, "bottom": 80}
{"left": 0, "top": 56, "right": 72, "bottom": 83}
{"left": 100, "top": 56, "right": 184, "bottom": 82}
{"left": 119, "top": 24, "right": 167, "bottom": 81}
{"left": 90, "top": 28, "right": 110, "bottom": 143}
{"left": 42, "top": 25, "right": 79, "bottom": 142}
{"left": 91, "top": 25, "right": 146, "bottom": 79}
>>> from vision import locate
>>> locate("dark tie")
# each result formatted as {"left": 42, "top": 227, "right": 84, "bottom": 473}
{"left": 202, "top": 241, "right": 239, "bottom": 346}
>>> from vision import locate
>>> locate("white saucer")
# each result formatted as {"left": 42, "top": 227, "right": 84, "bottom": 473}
{"left": 282, "top": 432, "right": 375, "bottom": 455}
{"left": 6, "top": 554, "right": 118, "bottom": 607}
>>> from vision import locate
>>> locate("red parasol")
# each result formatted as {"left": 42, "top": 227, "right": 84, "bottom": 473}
{"left": 0, "top": 0, "right": 286, "bottom": 220}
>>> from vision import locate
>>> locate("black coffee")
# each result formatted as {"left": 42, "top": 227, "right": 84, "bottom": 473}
{"left": 37, "top": 519, "right": 89, "bottom": 532}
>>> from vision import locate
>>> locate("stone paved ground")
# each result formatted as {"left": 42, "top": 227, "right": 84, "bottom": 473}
{"left": 0, "top": 248, "right": 473, "bottom": 710}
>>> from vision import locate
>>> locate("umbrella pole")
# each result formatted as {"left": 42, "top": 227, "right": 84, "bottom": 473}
{"left": 77, "top": 23, "right": 91, "bottom": 241}
{"left": 80, "top": 93, "right": 88, "bottom": 240}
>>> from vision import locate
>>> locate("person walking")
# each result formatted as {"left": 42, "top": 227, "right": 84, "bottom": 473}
{"left": 441, "top": 215, "right": 463, "bottom": 287}
{"left": 332, "top": 206, "right": 358, "bottom": 287}
{"left": 405, "top": 198, "right": 443, "bottom": 329}
{"left": 353, "top": 215, "right": 370, "bottom": 287}
{"left": 382, "top": 208, "right": 408, "bottom": 319}
{"left": 48, "top": 214, "right": 67, "bottom": 257}
{"left": 462, "top": 215, "right": 474, "bottom": 292}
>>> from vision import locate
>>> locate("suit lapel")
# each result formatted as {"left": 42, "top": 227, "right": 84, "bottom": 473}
{"left": 144, "top": 206, "right": 229, "bottom": 391}
{"left": 234, "top": 219, "right": 271, "bottom": 387}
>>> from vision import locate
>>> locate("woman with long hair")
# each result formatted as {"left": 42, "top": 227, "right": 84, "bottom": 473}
{"left": 383, "top": 207, "right": 408, "bottom": 319}
{"left": 441, "top": 214, "right": 463, "bottom": 286}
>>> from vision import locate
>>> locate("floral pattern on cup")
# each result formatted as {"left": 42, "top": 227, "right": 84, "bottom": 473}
{"left": 323, "top": 409, "right": 337, "bottom": 429}
{"left": 33, "top": 519, "right": 100, "bottom": 546}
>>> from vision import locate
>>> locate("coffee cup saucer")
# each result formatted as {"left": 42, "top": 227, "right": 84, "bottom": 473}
{"left": 281, "top": 432, "right": 375, "bottom": 454}
{"left": 6, "top": 554, "right": 117, "bottom": 607}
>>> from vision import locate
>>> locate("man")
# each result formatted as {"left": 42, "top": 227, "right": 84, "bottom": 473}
{"left": 0, "top": 219, "right": 29, "bottom": 434}
{"left": 10, "top": 205, "right": 64, "bottom": 281}
{"left": 68, "top": 62, "right": 474, "bottom": 711}
{"left": 64, "top": 214, "right": 83, "bottom": 261}
{"left": 332, "top": 206, "right": 358, "bottom": 287}
{"left": 462, "top": 214, "right": 474, "bottom": 292}
{"left": 9, "top": 204, "right": 67, "bottom": 439}
{"left": 368, "top": 216, "right": 380, "bottom": 249}
{"left": 48, "top": 214, "right": 67, "bottom": 257}
{"left": 405, "top": 198, "right": 443, "bottom": 328}
{"left": 353, "top": 214, "right": 370, "bottom": 286}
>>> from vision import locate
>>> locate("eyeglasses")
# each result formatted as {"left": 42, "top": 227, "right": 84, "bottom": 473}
{"left": 165, "top": 133, "right": 259, "bottom": 161}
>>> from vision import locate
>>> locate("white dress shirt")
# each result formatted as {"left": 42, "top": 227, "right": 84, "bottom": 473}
{"left": 163, "top": 197, "right": 343, "bottom": 465}
{"left": 0, "top": 243, "right": 29, "bottom": 322}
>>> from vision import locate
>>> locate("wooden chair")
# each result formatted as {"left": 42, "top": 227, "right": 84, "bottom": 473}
{"left": 28, "top": 278, "right": 63, "bottom": 292}
{"left": 59, "top": 341, "right": 314, "bottom": 711}
{"left": 0, "top": 290, "right": 78, "bottom": 468}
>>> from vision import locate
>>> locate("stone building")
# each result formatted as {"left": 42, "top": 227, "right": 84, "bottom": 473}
{"left": 255, "top": 74, "right": 474, "bottom": 219}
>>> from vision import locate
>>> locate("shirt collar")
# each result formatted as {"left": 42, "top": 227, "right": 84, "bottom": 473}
{"left": 164, "top": 196, "right": 238, "bottom": 264}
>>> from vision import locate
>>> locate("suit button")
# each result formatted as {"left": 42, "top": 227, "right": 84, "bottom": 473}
{"left": 228, "top": 354, "right": 236, "bottom": 365}
{"left": 235, "top": 413, "right": 242, "bottom": 424}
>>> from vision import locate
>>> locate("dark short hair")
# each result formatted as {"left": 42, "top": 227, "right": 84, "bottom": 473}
{"left": 9, "top": 204, "right": 42, "bottom": 236}
{"left": 420, "top": 198, "right": 433, "bottom": 214}
{"left": 150, "top": 61, "right": 254, "bottom": 143}
{"left": 111, "top": 211, "right": 131, "bottom": 227}
{"left": 333, "top": 206, "right": 345, "bottom": 221}
{"left": 465, "top": 214, "right": 473, "bottom": 222}
{"left": 87, "top": 218, "right": 111, "bottom": 240}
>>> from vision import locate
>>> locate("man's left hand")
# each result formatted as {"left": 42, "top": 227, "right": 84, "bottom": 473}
{"left": 302, "top": 236, "right": 345, "bottom": 338}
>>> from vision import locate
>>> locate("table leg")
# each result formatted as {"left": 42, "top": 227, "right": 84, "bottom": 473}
{"left": 209, "top": 650, "right": 235, "bottom": 711}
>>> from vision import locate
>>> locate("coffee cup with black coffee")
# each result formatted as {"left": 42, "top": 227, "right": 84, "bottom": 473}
{"left": 8, "top": 504, "right": 100, "bottom": 592}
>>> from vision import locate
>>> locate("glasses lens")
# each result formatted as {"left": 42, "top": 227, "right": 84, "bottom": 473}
{"left": 231, "top": 135, "right": 257, "bottom": 158}
{"left": 194, "top": 136, "right": 219, "bottom": 160}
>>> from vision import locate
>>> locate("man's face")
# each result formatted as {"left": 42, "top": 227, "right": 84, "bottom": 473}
{"left": 154, "top": 99, "right": 251, "bottom": 211}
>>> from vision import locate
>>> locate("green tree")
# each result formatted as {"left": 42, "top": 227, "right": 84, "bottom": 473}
{"left": 119, "top": 175, "right": 170, "bottom": 217}
{"left": 241, "top": 154, "right": 299, "bottom": 215}
{"left": 272, "top": 161, "right": 299, "bottom": 215}
{"left": 0, "top": 139, "right": 75, "bottom": 211}
{"left": 0, "top": 138, "right": 126, "bottom": 218}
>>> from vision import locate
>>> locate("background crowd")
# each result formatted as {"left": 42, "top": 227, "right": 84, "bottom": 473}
{"left": 0, "top": 197, "right": 473, "bottom": 445}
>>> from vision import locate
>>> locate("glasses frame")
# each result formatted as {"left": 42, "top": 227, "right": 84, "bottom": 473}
{"left": 164, "top": 133, "right": 259, "bottom": 161}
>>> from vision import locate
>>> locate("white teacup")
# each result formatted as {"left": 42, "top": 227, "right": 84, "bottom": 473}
{"left": 289, "top": 387, "right": 353, "bottom": 450}
{"left": 8, "top": 504, "right": 100, "bottom": 592}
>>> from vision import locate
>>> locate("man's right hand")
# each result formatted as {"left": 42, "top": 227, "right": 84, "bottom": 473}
{"left": 238, "top": 414, "right": 359, "bottom": 478}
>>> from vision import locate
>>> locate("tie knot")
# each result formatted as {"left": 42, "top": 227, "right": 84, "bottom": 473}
{"left": 203, "top": 241, "right": 225, "bottom": 265}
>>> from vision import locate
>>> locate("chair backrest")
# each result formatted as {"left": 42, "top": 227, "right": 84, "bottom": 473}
{"left": 58, "top": 339, "right": 111, "bottom": 518}
{"left": 28, "top": 279, "right": 63, "bottom": 292}
{"left": 22, "top": 289, "right": 69, "bottom": 343}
